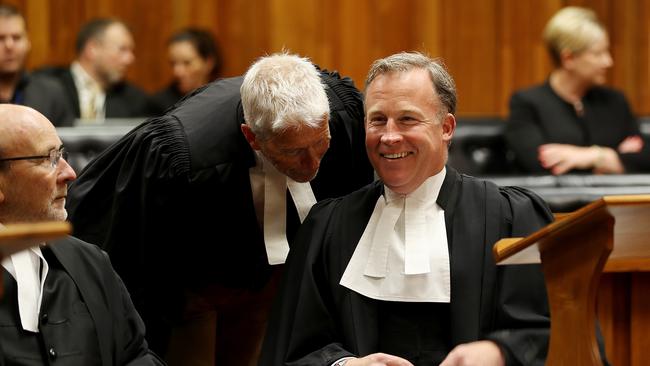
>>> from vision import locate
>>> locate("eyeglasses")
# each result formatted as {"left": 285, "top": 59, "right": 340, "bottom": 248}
{"left": 0, "top": 146, "right": 68, "bottom": 168}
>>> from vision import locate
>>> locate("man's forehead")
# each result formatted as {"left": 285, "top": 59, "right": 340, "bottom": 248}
{"left": 271, "top": 123, "right": 330, "bottom": 146}
{"left": 0, "top": 111, "right": 59, "bottom": 154}
{"left": 0, "top": 16, "right": 26, "bottom": 33}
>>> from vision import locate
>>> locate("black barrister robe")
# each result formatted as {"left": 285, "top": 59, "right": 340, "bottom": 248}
{"left": 65, "top": 70, "right": 374, "bottom": 353}
{"left": 259, "top": 168, "right": 555, "bottom": 366}
{"left": 0, "top": 236, "right": 163, "bottom": 366}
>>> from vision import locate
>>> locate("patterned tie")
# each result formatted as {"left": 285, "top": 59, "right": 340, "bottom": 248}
{"left": 81, "top": 82, "right": 99, "bottom": 120}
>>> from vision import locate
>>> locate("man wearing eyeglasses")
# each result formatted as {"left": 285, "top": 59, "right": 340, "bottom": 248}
{"left": 0, "top": 105, "right": 164, "bottom": 365}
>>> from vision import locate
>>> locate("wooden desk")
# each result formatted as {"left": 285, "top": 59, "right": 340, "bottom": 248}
{"left": 495, "top": 195, "right": 650, "bottom": 365}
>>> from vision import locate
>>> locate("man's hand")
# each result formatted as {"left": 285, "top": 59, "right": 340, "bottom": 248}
{"left": 345, "top": 353, "right": 414, "bottom": 366}
{"left": 439, "top": 340, "right": 505, "bottom": 366}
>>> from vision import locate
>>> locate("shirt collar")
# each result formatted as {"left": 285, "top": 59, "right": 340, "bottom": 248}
{"left": 71, "top": 62, "right": 102, "bottom": 91}
{"left": 383, "top": 167, "right": 447, "bottom": 205}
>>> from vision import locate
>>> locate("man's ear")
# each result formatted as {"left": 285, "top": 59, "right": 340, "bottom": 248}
{"left": 85, "top": 39, "right": 101, "bottom": 60}
{"left": 441, "top": 113, "right": 456, "bottom": 144}
{"left": 240, "top": 123, "right": 261, "bottom": 150}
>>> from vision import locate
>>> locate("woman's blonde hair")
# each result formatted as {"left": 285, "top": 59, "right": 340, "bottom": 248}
{"left": 543, "top": 6, "right": 607, "bottom": 66}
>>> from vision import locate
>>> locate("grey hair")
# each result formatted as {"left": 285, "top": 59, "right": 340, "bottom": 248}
{"left": 365, "top": 51, "right": 457, "bottom": 119}
{"left": 240, "top": 52, "right": 330, "bottom": 140}
{"left": 543, "top": 7, "right": 607, "bottom": 67}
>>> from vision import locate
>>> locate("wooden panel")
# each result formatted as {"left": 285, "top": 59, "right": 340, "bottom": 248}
{"left": 631, "top": 273, "right": 650, "bottom": 366}
{"left": 597, "top": 273, "right": 630, "bottom": 366}
{"left": 8, "top": 0, "right": 650, "bottom": 115}
{"left": 598, "top": 272, "right": 650, "bottom": 366}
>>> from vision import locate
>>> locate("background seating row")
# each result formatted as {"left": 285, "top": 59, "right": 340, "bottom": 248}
{"left": 58, "top": 117, "right": 650, "bottom": 212}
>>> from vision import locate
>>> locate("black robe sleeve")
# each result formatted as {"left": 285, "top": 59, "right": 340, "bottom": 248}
{"left": 66, "top": 115, "right": 192, "bottom": 352}
{"left": 484, "top": 186, "right": 553, "bottom": 365}
{"left": 312, "top": 69, "right": 374, "bottom": 200}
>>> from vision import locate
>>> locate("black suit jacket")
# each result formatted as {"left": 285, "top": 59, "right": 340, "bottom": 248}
{"left": 34, "top": 66, "right": 155, "bottom": 119}
{"left": 0, "top": 236, "right": 163, "bottom": 366}
{"left": 8, "top": 72, "right": 75, "bottom": 126}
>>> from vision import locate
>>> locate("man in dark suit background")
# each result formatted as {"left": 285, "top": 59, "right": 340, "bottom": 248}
{"left": 36, "top": 18, "right": 153, "bottom": 122}
{"left": 0, "top": 5, "right": 73, "bottom": 126}
{"left": 0, "top": 104, "right": 163, "bottom": 365}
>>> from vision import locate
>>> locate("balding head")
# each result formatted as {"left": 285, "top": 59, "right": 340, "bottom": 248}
{"left": 0, "top": 105, "right": 76, "bottom": 223}
{"left": 0, "top": 105, "right": 56, "bottom": 165}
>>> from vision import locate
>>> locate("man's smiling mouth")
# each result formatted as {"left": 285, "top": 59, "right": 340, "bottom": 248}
{"left": 381, "top": 152, "right": 411, "bottom": 159}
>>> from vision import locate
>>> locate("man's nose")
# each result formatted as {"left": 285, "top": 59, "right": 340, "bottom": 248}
{"left": 381, "top": 119, "right": 403, "bottom": 144}
{"left": 302, "top": 148, "right": 322, "bottom": 171}
{"left": 57, "top": 158, "right": 77, "bottom": 183}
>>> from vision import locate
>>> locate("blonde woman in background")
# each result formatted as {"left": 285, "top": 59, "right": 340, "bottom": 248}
{"left": 505, "top": 6, "right": 649, "bottom": 175}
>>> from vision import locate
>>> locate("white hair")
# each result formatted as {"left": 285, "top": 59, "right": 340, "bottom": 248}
{"left": 240, "top": 52, "right": 330, "bottom": 140}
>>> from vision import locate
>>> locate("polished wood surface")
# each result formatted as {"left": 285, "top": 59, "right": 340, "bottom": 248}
{"left": 541, "top": 208, "right": 612, "bottom": 365}
{"left": 3, "top": 0, "right": 650, "bottom": 116}
{"left": 0, "top": 221, "right": 71, "bottom": 256}
{"left": 597, "top": 272, "right": 650, "bottom": 366}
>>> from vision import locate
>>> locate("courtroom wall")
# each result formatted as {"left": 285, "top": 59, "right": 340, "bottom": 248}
{"left": 8, "top": 0, "right": 650, "bottom": 116}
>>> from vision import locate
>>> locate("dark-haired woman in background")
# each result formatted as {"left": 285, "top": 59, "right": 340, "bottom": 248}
{"left": 152, "top": 28, "right": 221, "bottom": 112}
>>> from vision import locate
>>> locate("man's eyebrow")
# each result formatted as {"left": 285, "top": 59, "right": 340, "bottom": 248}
{"left": 397, "top": 107, "right": 424, "bottom": 115}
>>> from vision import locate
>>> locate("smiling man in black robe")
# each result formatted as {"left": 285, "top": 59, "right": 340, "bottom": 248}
{"left": 259, "top": 52, "right": 555, "bottom": 366}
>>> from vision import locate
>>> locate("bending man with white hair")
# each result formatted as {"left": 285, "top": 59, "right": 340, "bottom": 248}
{"left": 66, "top": 52, "right": 374, "bottom": 365}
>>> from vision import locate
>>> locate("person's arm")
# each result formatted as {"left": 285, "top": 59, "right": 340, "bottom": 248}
{"left": 537, "top": 143, "right": 624, "bottom": 175}
{"left": 504, "top": 92, "right": 549, "bottom": 173}
{"left": 615, "top": 96, "right": 650, "bottom": 172}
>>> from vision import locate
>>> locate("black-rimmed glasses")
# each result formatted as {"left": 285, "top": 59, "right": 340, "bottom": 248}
{"left": 0, "top": 146, "right": 68, "bottom": 168}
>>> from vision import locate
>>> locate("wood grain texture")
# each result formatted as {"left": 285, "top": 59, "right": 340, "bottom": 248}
{"left": 10, "top": 0, "right": 650, "bottom": 116}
